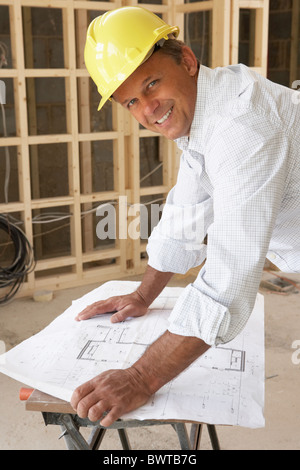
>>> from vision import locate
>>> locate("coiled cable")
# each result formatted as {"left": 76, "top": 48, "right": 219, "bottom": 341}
{"left": 0, "top": 215, "right": 36, "bottom": 304}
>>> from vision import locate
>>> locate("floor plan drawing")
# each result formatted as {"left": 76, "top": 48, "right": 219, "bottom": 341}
{"left": 0, "top": 281, "right": 265, "bottom": 428}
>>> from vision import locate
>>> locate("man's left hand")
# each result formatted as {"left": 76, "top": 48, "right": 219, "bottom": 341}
{"left": 70, "top": 367, "right": 152, "bottom": 426}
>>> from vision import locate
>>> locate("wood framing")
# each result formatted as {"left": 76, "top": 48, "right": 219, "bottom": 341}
{"left": 231, "top": 0, "right": 270, "bottom": 76}
{"left": 0, "top": 0, "right": 270, "bottom": 298}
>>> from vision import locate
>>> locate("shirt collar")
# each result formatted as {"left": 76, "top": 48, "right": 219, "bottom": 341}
{"left": 175, "top": 64, "right": 213, "bottom": 153}
{"left": 175, "top": 64, "right": 255, "bottom": 154}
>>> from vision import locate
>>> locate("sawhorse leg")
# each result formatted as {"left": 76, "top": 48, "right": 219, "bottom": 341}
{"left": 43, "top": 412, "right": 220, "bottom": 450}
{"left": 57, "top": 414, "right": 132, "bottom": 450}
{"left": 190, "top": 423, "right": 220, "bottom": 450}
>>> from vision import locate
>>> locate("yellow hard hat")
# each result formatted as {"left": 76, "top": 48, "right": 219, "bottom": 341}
{"left": 84, "top": 6, "right": 180, "bottom": 111}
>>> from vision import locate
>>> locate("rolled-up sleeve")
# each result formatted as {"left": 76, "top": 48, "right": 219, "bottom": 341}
{"left": 167, "top": 111, "right": 288, "bottom": 346}
{"left": 147, "top": 152, "right": 213, "bottom": 274}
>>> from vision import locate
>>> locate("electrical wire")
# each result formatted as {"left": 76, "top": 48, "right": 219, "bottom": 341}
{"left": 140, "top": 162, "right": 163, "bottom": 184}
{"left": 0, "top": 215, "right": 36, "bottom": 304}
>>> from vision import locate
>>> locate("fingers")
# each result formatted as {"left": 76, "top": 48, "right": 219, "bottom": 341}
{"left": 75, "top": 298, "right": 117, "bottom": 321}
{"left": 75, "top": 294, "right": 148, "bottom": 323}
{"left": 70, "top": 381, "right": 94, "bottom": 412}
{"left": 70, "top": 369, "right": 151, "bottom": 426}
{"left": 99, "top": 407, "right": 122, "bottom": 428}
{"left": 71, "top": 383, "right": 109, "bottom": 423}
{"left": 71, "top": 391, "right": 123, "bottom": 426}
{"left": 110, "top": 304, "right": 135, "bottom": 323}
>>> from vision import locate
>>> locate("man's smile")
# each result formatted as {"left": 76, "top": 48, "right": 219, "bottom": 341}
{"left": 155, "top": 106, "right": 173, "bottom": 125}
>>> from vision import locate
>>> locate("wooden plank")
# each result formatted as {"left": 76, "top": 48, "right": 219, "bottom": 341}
{"left": 10, "top": 0, "right": 118, "bottom": 9}
{"left": 75, "top": 69, "right": 90, "bottom": 77}
{"left": 26, "top": 389, "right": 74, "bottom": 414}
{"left": 10, "top": 1, "right": 35, "bottom": 291}
{"left": 127, "top": 117, "right": 141, "bottom": 271}
{"left": 0, "top": 69, "right": 18, "bottom": 77}
{"left": 171, "top": 0, "right": 185, "bottom": 41}
{"left": 24, "top": 69, "right": 70, "bottom": 77}
{"left": 76, "top": 7, "right": 94, "bottom": 253}
{"left": 175, "top": 1, "right": 213, "bottom": 13}
{"left": 0, "top": 201, "right": 25, "bottom": 213}
{"left": 35, "top": 256, "right": 77, "bottom": 271}
{"left": 82, "top": 247, "right": 120, "bottom": 263}
{"left": 112, "top": 101, "right": 127, "bottom": 272}
{"left": 80, "top": 190, "right": 120, "bottom": 204}
{"left": 31, "top": 196, "right": 74, "bottom": 209}
{"left": 28, "top": 134, "right": 73, "bottom": 144}
{"left": 23, "top": 6, "right": 43, "bottom": 259}
{"left": 140, "top": 185, "right": 169, "bottom": 197}
{"left": 254, "top": 1, "right": 269, "bottom": 75}
{"left": 238, "top": 0, "right": 265, "bottom": 8}
{"left": 79, "top": 131, "right": 119, "bottom": 141}
{"left": 138, "top": 129, "right": 161, "bottom": 138}
{"left": 0, "top": 136, "right": 21, "bottom": 147}
{"left": 212, "top": 0, "right": 231, "bottom": 67}
{"left": 231, "top": 0, "right": 269, "bottom": 73}
{"left": 63, "top": 3, "right": 83, "bottom": 280}
{"left": 230, "top": 0, "right": 240, "bottom": 65}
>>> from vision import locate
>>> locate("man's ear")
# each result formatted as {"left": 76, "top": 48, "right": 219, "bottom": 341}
{"left": 181, "top": 46, "right": 198, "bottom": 77}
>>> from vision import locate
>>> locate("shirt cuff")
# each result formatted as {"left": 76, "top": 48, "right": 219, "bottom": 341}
{"left": 146, "top": 236, "right": 207, "bottom": 274}
{"left": 167, "top": 283, "right": 231, "bottom": 346}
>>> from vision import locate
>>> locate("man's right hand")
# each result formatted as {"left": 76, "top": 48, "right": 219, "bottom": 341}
{"left": 75, "top": 290, "right": 149, "bottom": 323}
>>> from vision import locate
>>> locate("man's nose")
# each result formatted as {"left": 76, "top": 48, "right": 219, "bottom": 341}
{"left": 142, "top": 96, "right": 159, "bottom": 117}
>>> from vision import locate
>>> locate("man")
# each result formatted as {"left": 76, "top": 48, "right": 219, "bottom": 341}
{"left": 71, "top": 6, "right": 300, "bottom": 426}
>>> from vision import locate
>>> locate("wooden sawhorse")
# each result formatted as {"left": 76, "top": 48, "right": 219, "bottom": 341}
{"left": 23, "top": 389, "right": 221, "bottom": 450}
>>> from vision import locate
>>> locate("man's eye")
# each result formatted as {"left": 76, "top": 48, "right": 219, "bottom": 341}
{"left": 128, "top": 99, "right": 136, "bottom": 108}
{"left": 148, "top": 80, "right": 157, "bottom": 88}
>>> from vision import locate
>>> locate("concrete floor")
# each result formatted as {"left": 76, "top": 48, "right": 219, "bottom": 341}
{"left": 0, "top": 271, "right": 299, "bottom": 450}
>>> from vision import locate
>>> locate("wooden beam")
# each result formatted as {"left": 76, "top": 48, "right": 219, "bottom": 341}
{"left": 9, "top": 0, "right": 35, "bottom": 291}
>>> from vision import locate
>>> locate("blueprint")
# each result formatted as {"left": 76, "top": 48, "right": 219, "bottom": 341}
{"left": 0, "top": 281, "right": 265, "bottom": 428}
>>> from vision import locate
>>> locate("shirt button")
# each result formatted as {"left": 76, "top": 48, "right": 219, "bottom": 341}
{"left": 268, "top": 252, "right": 276, "bottom": 260}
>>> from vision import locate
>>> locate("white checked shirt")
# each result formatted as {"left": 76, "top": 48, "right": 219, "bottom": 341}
{"left": 146, "top": 64, "right": 300, "bottom": 346}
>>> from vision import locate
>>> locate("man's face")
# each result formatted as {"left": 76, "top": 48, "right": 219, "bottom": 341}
{"left": 113, "top": 46, "right": 199, "bottom": 140}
